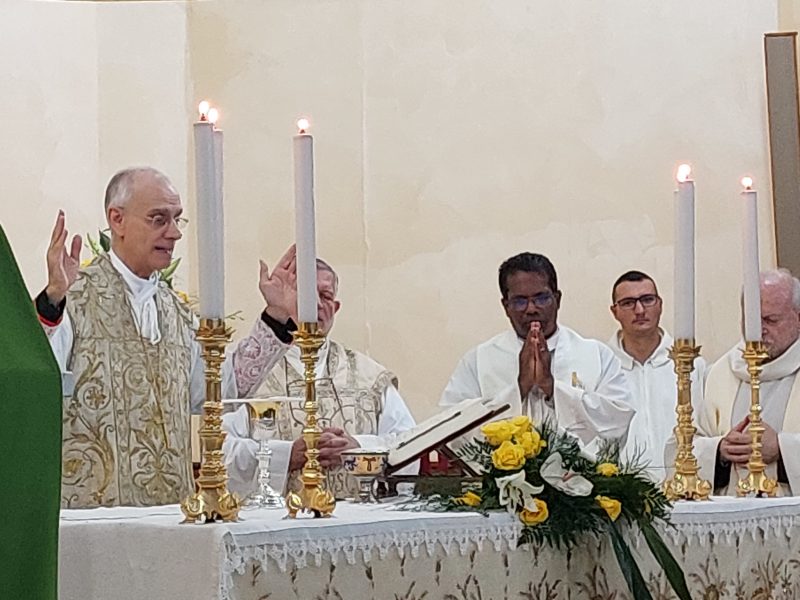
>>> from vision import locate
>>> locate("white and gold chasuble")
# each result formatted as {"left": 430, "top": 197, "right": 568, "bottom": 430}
{"left": 258, "top": 340, "right": 397, "bottom": 498}
{"left": 61, "top": 254, "right": 195, "bottom": 508}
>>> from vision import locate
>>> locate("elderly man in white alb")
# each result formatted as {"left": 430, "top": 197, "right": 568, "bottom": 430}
{"left": 222, "top": 248, "right": 416, "bottom": 499}
{"left": 694, "top": 269, "right": 800, "bottom": 495}
{"left": 607, "top": 270, "right": 705, "bottom": 481}
{"left": 440, "top": 252, "right": 635, "bottom": 451}
{"left": 36, "top": 167, "right": 284, "bottom": 508}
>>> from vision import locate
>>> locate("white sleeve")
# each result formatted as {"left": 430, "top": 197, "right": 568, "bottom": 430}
{"left": 42, "top": 310, "right": 74, "bottom": 374}
{"left": 354, "top": 384, "right": 419, "bottom": 475}
{"left": 189, "top": 341, "right": 206, "bottom": 414}
{"left": 778, "top": 433, "right": 800, "bottom": 494}
{"left": 439, "top": 347, "right": 482, "bottom": 408}
{"left": 552, "top": 346, "right": 635, "bottom": 446}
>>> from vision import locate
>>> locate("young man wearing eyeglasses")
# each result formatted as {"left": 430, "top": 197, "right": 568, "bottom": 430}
{"left": 440, "top": 252, "right": 635, "bottom": 453}
{"left": 35, "top": 167, "right": 284, "bottom": 508}
{"left": 608, "top": 270, "right": 705, "bottom": 482}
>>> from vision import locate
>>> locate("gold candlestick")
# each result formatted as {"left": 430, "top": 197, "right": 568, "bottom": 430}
{"left": 664, "top": 338, "right": 711, "bottom": 501}
{"left": 181, "top": 318, "right": 241, "bottom": 523}
{"left": 286, "top": 321, "right": 336, "bottom": 518}
{"left": 736, "top": 340, "right": 778, "bottom": 497}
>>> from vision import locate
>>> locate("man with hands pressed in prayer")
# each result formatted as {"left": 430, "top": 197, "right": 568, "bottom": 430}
{"left": 441, "top": 252, "right": 635, "bottom": 452}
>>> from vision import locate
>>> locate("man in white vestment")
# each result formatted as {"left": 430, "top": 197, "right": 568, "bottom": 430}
{"left": 222, "top": 248, "right": 417, "bottom": 498}
{"left": 440, "top": 252, "right": 634, "bottom": 450}
{"left": 607, "top": 270, "right": 705, "bottom": 482}
{"left": 695, "top": 269, "right": 800, "bottom": 495}
{"left": 37, "top": 167, "right": 283, "bottom": 508}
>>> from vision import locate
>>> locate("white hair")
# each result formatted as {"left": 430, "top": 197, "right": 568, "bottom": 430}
{"left": 104, "top": 167, "right": 176, "bottom": 210}
{"left": 761, "top": 268, "right": 800, "bottom": 310}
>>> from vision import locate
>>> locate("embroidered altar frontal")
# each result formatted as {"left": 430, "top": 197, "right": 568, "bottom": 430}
{"left": 59, "top": 496, "right": 800, "bottom": 600}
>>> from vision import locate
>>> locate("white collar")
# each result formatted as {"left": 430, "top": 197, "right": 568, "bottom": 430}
{"left": 108, "top": 249, "right": 159, "bottom": 298}
{"left": 610, "top": 328, "right": 672, "bottom": 369}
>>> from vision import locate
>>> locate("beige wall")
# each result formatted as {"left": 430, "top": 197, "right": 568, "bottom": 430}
{"left": 1, "top": 1, "right": 780, "bottom": 420}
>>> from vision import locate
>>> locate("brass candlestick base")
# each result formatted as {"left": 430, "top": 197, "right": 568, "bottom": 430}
{"left": 664, "top": 338, "right": 711, "bottom": 501}
{"left": 181, "top": 318, "right": 241, "bottom": 523}
{"left": 736, "top": 341, "right": 778, "bottom": 498}
{"left": 286, "top": 321, "right": 336, "bottom": 518}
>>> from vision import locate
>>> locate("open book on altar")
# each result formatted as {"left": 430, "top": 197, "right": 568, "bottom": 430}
{"left": 387, "top": 396, "right": 512, "bottom": 474}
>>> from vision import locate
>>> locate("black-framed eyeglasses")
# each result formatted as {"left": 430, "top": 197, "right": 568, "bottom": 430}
{"left": 507, "top": 292, "right": 555, "bottom": 311}
{"left": 614, "top": 294, "right": 660, "bottom": 310}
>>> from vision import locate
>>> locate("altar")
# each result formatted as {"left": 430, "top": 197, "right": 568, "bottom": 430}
{"left": 59, "top": 496, "right": 800, "bottom": 600}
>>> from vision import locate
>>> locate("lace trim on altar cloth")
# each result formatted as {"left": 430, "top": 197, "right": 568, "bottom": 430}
{"left": 219, "top": 521, "right": 520, "bottom": 598}
{"left": 217, "top": 499, "right": 800, "bottom": 600}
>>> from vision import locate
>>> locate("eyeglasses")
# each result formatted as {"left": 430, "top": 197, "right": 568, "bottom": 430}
{"left": 614, "top": 294, "right": 660, "bottom": 310}
{"left": 507, "top": 292, "right": 555, "bottom": 311}
{"left": 142, "top": 214, "right": 189, "bottom": 231}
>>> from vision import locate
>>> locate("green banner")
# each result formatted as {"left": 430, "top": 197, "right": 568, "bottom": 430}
{"left": 0, "top": 225, "right": 62, "bottom": 600}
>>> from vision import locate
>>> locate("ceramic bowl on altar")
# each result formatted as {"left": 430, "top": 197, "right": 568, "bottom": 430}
{"left": 340, "top": 449, "right": 389, "bottom": 503}
{"left": 340, "top": 449, "right": 389, "bottom": 476}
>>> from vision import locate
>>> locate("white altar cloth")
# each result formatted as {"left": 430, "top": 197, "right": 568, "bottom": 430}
{"left": 59, "top": 496, "right": 800, "bottom": 600}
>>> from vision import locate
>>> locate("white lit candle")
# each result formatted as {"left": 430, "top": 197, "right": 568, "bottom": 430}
{"left": 741, "top": 176, "right": 761, "bottom": 341}
{"left": 674, "top": 164, "right": 695, "bottom": 340}
{"left": 293, "top": 117, "right": 317, "bottom": 323}
{"left": 193, "top": 101, "right": 225, "bottom": 319}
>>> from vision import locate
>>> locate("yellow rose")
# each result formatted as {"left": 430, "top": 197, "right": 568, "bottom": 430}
{"left": 516, "top": 430, "right": 547, "bottom": 458}
{"left": 596, "top": 462, "right": 619, "bottom": 477}
{"left": 596, "top": 495, "right": 622, "bottom": 522}
{"left": 519, "top": 498, "right": 549, "bottom": 525}
{"left": 80, "top": 258, "right": 93, "bottom": 268}
{"left": 176, "top": 290, "right": 192, "bottom": 305}
{"left": 509, "top": 415, "right": 533, "bottom": 436}
{"left": 454, "top": 491, "right": 481, "bottom": 507}
{"left": 491, "top": 440, "right": 526, "bottom": 470}
{"left": 481, "top": 420, "right": 516, "bottom": 446}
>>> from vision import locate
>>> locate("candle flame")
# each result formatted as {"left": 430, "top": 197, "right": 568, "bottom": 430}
{"left": 297, "top": 118, "right": 310, "bottom": 133}
{"left": 208, "top": 108, "right": 220, "bottom": 125}
{"left": 676, "top": 163, "right": 692, "bottom": 183}
{"left": 741, "top": 176, "right": 754, "bottom": 190}
{"left": 198, "top": 100, "right": 210, "bottom": 120}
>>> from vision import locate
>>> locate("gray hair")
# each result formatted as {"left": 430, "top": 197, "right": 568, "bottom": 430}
{"left": 104, "top": 167, "right": 176, "bottom": 210}
{"left": 761, "top": 268, "right": 800, "bottom": 310}
{"left": 316, "top": 258, "right": 339, "bottom": 296}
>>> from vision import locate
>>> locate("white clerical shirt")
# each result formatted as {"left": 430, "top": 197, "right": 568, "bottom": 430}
{"left": 607, "top": 329, "right": 706, "bottom": 482}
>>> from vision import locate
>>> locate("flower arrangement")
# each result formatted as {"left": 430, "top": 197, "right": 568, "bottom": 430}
{"left": 440, "top": 416, "right": 690, "bottom": 600}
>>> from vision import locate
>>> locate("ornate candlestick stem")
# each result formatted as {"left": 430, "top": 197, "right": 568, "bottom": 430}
{"left": 181, "top": 318, "right": 241, "bottom": 523}
{"left": 736, "top": 340, "right": 778, "bottom": 497}
{"left": 664, "top": 338, "right": 711, "bottom": 501}
{"left": 286, "top": 321, "right": 336, "bottom": 518}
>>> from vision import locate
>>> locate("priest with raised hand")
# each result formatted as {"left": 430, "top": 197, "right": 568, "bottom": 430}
{"left": 695, "top": 268, "right": 800, "bottom": 495}
{"left": 440, "top": 252, "right": 635, "bottom": 452}
{"left": 37, "top": 167, "right": 285, "bottom": 509}
{"left": 222, "top": 247, "right": 417, "bottom": 499}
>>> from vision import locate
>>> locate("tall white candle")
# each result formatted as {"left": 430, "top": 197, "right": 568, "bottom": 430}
{"left": 741, "top": 176, "right": 761, "bottom": 341}
{"left": 674, "top": 164, "right": 695, "bottom": 340}
{"left": 293, "top": 118, "right": 318, "bottom": 323}
{"left": 193, "top": 102, "right": 225, "bottom": 319}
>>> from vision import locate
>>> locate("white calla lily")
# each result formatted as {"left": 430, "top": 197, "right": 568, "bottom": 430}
{"left": 540, "top": 452, "right": 593, "bottom": 497}
{"left": 495, "top": 470, "right": 544, "bottom": 515}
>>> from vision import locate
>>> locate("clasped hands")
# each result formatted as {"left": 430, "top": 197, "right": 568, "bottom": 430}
{"left": 518, "top": 322, "right": 554, "bottom": 399}
{"left": 719, "top": 416, "right": 781, "bottom": 465}
{"left": 289, "top": 427, "right": 359, "bottom": 472}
